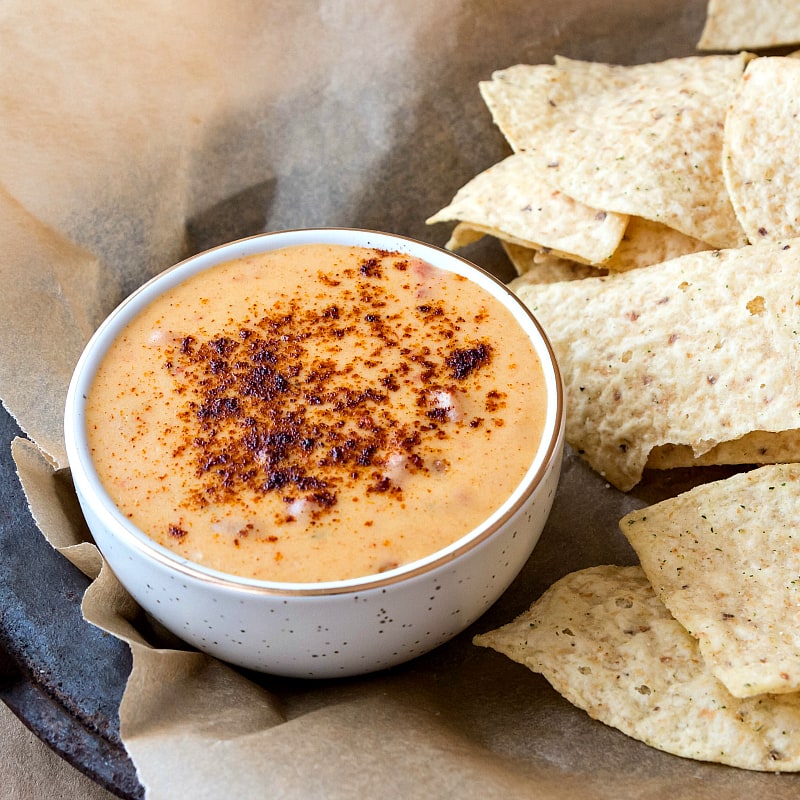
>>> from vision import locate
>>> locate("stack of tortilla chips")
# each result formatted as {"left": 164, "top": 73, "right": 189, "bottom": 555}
{"left": 428, "top": 53, "right": 800, "bottom": 492}
{"left": 433, "top": 44, "right": 800, "bottom": 771}
{"left": 475, "top": 465, "right": 800, "bottom": 771}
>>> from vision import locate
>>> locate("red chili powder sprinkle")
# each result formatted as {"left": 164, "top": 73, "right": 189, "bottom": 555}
{"left": 162, "top": 252, "right": 496, "bottom": 522}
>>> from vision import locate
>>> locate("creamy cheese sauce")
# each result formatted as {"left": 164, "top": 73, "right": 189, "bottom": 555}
{"left": 86, "top": 244, "right": 547, "bottom": 582}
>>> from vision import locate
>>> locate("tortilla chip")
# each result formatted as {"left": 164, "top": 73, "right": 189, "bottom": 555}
{"left": 504, "top": 217, "right": 709, "bottom": 277}
{"left": 604, "top": 217, "right": 711, "bottom": 272}
{"left": 621, "top": 464, "right": 800, "bottom": 698}
{"left": 474, "top": 565, "right": 800, "bottom": 771}
{"left": 698, "top": 0, "right": 800, "bottom": 50}
{"left": 647, "top": 430, "right": 800, "bottom": 469}
{"left": 426, "top": 153, "right": 629, "bottom": 264}
{"left": 479, "top": 54, "right": 750, "bottom": 248}
{"left": 442, "top": 222, "right": 486, "bottom": 250}
{"left": 723, "top": 57, "right": 800, "bottom": 244}
{"left": 503, "top": 242, "right": 601, "bottom": 282}
{"left": 512, "top": 238, "right": 800, "bottom": 491}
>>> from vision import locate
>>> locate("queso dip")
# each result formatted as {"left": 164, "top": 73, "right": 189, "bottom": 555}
{"left": 86, "top": 244, "right": 547, "bottom": 582}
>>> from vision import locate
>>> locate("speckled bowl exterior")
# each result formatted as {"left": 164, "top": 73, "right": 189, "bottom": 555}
{"left": 64, "top": 229, "right": 565, "bottom": 678}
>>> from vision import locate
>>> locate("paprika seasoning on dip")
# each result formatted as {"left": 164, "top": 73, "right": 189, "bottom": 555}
{"left": 65, "top": 229, "right": 564, "bottom": 677}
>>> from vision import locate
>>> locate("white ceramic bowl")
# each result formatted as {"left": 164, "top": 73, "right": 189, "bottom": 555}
{"left": 64, "top": 228, "right": 564, "bottom": 678}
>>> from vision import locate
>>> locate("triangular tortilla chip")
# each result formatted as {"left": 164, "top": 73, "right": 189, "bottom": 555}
{"left": 479, "top": 54, "right": 750, "bottom": 248}
{"left": 474, "top": 565, "right": 800, "bottom": 772}
{"left": 442, "top": 222, "right": 486, "bottom": 250}
{"left": 647, "top": 430, "right": 800, "bottom": 469}
{"left": 621, "top": 464, "right": 800, "bottom": 698}
{"left": 604, "top": 217, "right": 711, "bottom": 272}
{"left": 698, "top": 0, "right": 800, "bottom": 50}
{"left": 723, "top": 57, "right": 800, "bottom": 244}
{"left": 512, "top": 238, "right": 800, "bottom": 490}
{"left": 504, "top": 218, "right": 708, "bottom": 277}
{"left": 503, "top": 242, "right": 601, "bottom": 281}
{"left": 426, "top": 153, "right": 628, "bottom": 264}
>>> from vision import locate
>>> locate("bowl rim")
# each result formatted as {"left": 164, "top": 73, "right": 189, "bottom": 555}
{"left": 64, "top": 227, "right": 564, "bottom": 597}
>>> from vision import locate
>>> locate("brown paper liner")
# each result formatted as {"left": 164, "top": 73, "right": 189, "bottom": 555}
{"left": 5, "top": 1, "right": 800, "bottom": 798}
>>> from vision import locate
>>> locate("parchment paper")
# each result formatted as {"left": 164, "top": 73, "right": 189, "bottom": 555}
{"left": 3, "top": 1, "right": 799, "bottom": 797}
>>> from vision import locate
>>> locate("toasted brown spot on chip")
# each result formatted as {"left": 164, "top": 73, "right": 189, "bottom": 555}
{"left": 747, "top": 296, "right": 766, "bottom": 315}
